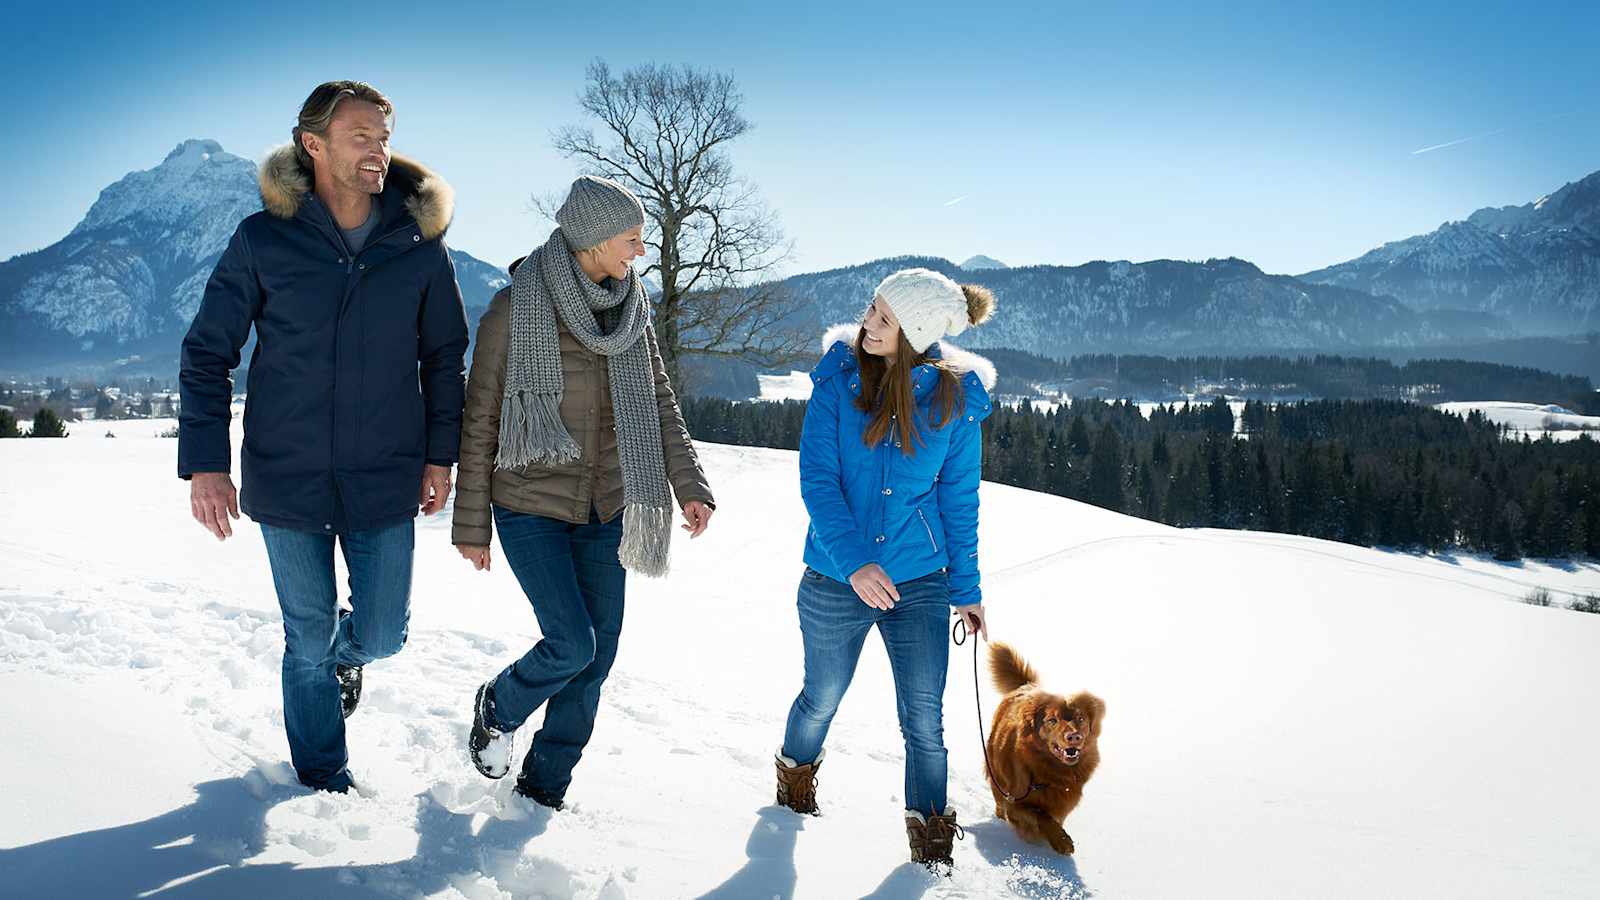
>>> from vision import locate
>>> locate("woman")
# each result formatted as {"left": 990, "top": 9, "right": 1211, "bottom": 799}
{"left": 452, "top": 175, "right": 715, "bottom": 809}
{"left": 774, "top": 267, "right": 997, "bottom": 867}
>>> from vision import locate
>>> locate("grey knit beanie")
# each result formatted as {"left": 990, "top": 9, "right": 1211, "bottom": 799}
{"left": 556, "top": 175, "right": 646, "bottom": 251}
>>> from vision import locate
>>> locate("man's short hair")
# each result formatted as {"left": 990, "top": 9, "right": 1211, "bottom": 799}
{"left": 292, "top": 81, "right": 394, "bottom": 172}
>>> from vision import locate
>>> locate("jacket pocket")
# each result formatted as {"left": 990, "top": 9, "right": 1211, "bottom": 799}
{"left": 915, "top": 508, "right": 939, "bottom": 552}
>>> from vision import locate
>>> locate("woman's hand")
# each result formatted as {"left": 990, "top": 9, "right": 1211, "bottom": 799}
{"left": 456, "top": 543, "right": 492, "bottom": 572}
{"left": 849, "top": 563, "right": 900, "bottom": 610}
{"left": 955, "top": 603, "right": 988, "bottom": 641}
{"left": 681, "top": 500, "right": 714, "bottom": 538}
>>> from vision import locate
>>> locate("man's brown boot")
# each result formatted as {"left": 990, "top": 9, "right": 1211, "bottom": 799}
{"left": 774, "top": 750, "right": 824, "bottom": 815}
{"left": 905, "top": 808, "right": 962, "bottom": 868}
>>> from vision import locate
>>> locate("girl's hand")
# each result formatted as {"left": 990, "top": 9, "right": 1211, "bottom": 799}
{"left": 956, "top": 603, "right": 987, "bottom": 641}
{"left": 849, "top": 563, "right": 900, "bottom": 610}
{"left": 456, "top": 543, "right": 492, "bottom": 572}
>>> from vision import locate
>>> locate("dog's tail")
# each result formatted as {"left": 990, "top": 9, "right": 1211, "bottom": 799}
{"left": 988, "top": 641, "right": 1039, "bottom": 695}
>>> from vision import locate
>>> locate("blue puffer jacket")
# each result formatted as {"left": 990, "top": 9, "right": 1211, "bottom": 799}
{"left": 178, "top": 146, "right": 469, "bottom": 534}
{"left": 800, "top": 325, "right": 996, "bottom": 607}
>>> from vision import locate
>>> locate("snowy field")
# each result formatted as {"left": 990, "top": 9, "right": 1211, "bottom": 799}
{"left": 1435, "top": 401, "right": 1600, "bottom": 442}
{"left": 3, "top": 419, "right": 1599, "bottom": 899}
{"left": 755, "top": 371, "right": 813, "bottom": 402}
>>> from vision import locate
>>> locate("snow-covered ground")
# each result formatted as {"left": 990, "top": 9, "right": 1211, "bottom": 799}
{"left": 1435, "top": 401, "right": 1600, "bottom": 441}
{"left": 755, "top": 371, "right": 813, "bottom": 402}
{"left": 3, "top": 420, "right": 1599, "bottom": 899}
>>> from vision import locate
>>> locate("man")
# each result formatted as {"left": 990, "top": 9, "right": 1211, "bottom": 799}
{"left": 179, "top": 81, "right": 468, "bottom": 793}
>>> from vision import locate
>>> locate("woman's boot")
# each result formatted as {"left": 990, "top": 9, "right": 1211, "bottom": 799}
{"left": 905, "top": 808, "right": 962, "bottom": 867}
{"left": 774, "top": 749, "right": 824, "bottom": 815}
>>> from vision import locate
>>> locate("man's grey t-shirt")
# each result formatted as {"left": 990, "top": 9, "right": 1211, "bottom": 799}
{"left": 341, "top": 200, "right": 382, "bottom": 255}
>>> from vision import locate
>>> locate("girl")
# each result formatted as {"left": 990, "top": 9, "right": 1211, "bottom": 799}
{"left": 774, "top": 267, "right": 996, "bottom": 867}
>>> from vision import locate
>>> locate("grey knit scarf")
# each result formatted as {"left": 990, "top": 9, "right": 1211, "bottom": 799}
{"left": 498, "top": 228, "right": 673, "bottom": 576}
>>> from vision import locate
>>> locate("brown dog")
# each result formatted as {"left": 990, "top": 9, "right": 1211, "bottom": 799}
{"left": 984, "top": 641, "right": 1105, "bottom": 855}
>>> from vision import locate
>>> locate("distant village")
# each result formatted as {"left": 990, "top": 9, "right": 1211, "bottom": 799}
{"left": 0, "top": 377, "right": 189, "bottom": 428}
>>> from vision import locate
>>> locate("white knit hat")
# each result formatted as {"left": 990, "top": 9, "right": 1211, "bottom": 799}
{"left": 875, "top": 268, "right": 975, "bottom": 354}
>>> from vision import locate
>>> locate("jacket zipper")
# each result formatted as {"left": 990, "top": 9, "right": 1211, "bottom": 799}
{"left": 915, "top": 508, "right": 939, "bottom": 552}
{"left": 308, "top": 200, "right": 354, "bottom": 528}
{"left": 312, "top": 199, "right": 414, "bottom": 526}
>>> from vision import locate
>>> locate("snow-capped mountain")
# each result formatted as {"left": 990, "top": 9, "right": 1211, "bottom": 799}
{"left": 959, "top": 254, "right": 1008, "bottom": 270}
{"left": 774, "top": 255, "right": 1511, "bottom": 356}
{"left": 0, "top": 140, "right": 507, "bottom": 370}
{"left": 1299, "top": 169, "right": 1600, "bottom": 333}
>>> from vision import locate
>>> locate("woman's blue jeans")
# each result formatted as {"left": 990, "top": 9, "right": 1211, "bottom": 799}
{"left": 488, "top": 504, "right": 626, "bottom": 802}
{"left": 781, "top": 567, "right": 951, "bottom": 815}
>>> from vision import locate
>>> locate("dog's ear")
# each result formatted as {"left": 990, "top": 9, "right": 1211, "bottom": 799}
{"left": 1026, "top": 702, "right": 1047, "bottom": 737}
{"left": 1086, "top": 694, "right": 1107, "bottom": 734}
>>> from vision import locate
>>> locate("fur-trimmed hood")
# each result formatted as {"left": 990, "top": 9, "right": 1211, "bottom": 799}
{"left": 817, "top": 322, "right": 997, "bottom": 391}
{"left": 258, "top": 143, "right": 456, "bottom": 241}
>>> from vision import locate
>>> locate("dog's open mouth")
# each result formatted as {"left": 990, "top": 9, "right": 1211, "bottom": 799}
{"left": 1051, "top": 743, "right": 1082, "bottom": 765}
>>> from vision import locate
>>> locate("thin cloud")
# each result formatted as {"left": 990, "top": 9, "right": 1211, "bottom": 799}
{"left": 1411, "top": 111, "right": 1575, "bottom": 156}
{"left": 943, "top": 195, "right": 967, "bottom": 207}
{"left": 1412, "top": 129, "right": 1506, "bottom": 155}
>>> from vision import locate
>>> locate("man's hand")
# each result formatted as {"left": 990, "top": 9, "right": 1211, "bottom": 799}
{"left": 190, "top": 472, "right": 239, "bottom": 541}
{"left": 420, "top": 464, "right": 453, "bottom": 515}
{"left": 849, "top": 563, "right": 900, "bottom": 610}
{"left": 456, "top": 544, "right": 492, "bottom": 571}
{"left": 681, "top": 500, "right": 714, "bottom": 538}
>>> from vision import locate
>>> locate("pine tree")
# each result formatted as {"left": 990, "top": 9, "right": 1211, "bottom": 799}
{"left": 1421, "top": 473, "right": 1449, "bottom": 551}
{"left": 27, "top": 407, "right": 68, "bottom": 438}
{"left": 1203, "top": 436, "right": 1230, "bottom": 527}
{"left": 1166, "top": 462, "right": 1197, "bottom": 526}
{"left": 1136, "top": 461, "right": 1160, "bottom": 519}
{"left": 1522, "top": 477, "right": 1552, "bottom": 557}
{"left": 1565, "top": 507, "right": 1587, "bottom": 561}
{"left": 1493, "top": 502, "right": 1524, "bottom": 561}
{"left": 0, "top": 408, "right": 19, "bottom": 438}
{"left": 1066, "top": 416, "right": 1091, "bottom": 456}
{"left": 1205, "top": 396, "right": 1235, "bottom": 434}
{"left": 1151, "top": 431, "right": 1171, "bottom": 469}
{"left": 1088, "top": 425, "right": 1125, "bottom": 512}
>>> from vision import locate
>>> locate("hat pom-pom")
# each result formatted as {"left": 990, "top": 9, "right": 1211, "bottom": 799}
{"left": 961, "top": 284, "right": 995, "bottom": 326}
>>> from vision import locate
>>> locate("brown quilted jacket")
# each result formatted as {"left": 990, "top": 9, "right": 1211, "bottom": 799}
{"left": 450, "top": 286, "right": 713, "bottom": 546}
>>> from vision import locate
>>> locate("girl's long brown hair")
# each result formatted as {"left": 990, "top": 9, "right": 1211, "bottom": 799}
{"left": 853, "top": 327, "right": 963, "bottom": 455}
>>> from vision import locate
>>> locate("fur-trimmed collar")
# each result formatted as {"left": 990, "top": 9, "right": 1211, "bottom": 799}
{"left": 818, "top": 323, "right": 997, "bottom": 391}
{"left": 258, "top": 143, "right": 455, "bottom": 241}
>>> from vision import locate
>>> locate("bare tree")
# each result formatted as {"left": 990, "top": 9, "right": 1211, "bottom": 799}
{"left": 544, "top": 59, "right": 806, "bottom": 390}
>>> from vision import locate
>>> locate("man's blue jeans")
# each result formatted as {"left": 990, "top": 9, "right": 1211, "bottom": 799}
{"left": 488, "top": 505, "right": 626, "bottom": 802}
{"left": 781, "top": 567, "right": 952, "bottom": 815}
{"left": 260, "top": 520, "right": 414, "bottom": 791}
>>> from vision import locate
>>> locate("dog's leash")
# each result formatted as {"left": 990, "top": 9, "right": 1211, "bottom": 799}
{"left": 952, "top": 616, "right": 1045, "bottom": 804}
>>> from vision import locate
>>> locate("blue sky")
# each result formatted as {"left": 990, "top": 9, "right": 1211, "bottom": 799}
{"left": 4, "top": 0, "right": 1597, "bottom": 277}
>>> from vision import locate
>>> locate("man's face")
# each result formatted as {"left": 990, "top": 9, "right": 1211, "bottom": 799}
{"left": 304, "top": 99, "right": 391, "bottom": 196}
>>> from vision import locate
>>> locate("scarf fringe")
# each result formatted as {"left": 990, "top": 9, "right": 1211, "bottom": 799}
{"left": 496, "top": 391, "right": 581, "bottom": 470}
{"left": 618, "top": 502, "right": 673, "bottom": 578}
